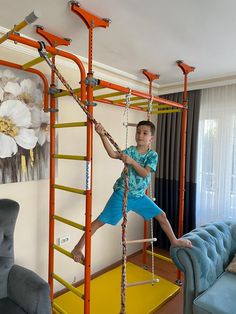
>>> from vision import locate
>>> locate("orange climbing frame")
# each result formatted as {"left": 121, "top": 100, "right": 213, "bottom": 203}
{"left": 0, "top": 4, "right": 195, "bottom": 314}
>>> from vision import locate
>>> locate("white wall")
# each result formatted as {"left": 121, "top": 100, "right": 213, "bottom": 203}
{"left": 0, "top": 44, "right": 157, "bottom": 292}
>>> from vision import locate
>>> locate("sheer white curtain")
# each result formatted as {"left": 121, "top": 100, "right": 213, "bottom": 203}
{"left": 196, "top": 84, "right": 236, "bottom": 226}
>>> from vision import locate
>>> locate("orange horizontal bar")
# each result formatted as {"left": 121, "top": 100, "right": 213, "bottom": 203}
{"left": 95, "top": 97, "right": 146, "bottom": 111}
{"left": 6, "top": 33, "right": 86, "bottom": 103}
{"left": 0, "top": 59, "right": 49, "bottom": 111}
{"left": 98, "top": 79, "right": 184, "bottom": 109}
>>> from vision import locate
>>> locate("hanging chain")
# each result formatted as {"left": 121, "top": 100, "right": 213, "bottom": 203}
{"left": 123, "top": 89, "right": 131, "bottom": 149}
{"left": 147, "top": 96, "right": 153, "bottom": 121}
{"left": 120, "top": 88, "right": 132, "bottom": 314}
{"left": 149, "top": 184, "right": 155, "bottom": 283}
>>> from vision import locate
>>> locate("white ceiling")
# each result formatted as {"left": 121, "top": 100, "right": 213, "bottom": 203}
{"left": 1, "top": 0, "right": 236, "bottom": 86}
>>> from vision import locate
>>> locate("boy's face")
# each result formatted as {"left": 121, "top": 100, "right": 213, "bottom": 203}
{"left": 135, "top": 125, "right": 153, "bottom": 147}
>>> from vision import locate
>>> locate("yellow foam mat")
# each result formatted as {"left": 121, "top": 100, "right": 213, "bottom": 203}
{"left": 54, "top": 262, "right": 180, "bottom": 314}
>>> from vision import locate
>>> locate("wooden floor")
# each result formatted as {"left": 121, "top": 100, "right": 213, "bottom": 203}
{"left": 128, "top": 248, "right": 184, "bottom": 314}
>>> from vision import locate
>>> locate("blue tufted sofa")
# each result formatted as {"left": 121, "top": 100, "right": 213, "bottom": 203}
{"left": 0, "top": 199, "right": 52, "bottom": 314}
{"left": 170, "top": 221, "right": 236, "bottom": 314}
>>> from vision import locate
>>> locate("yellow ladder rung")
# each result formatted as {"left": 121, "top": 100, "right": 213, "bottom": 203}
{"left": 129, "top": 103, "right": 147, "bottom": 107}
{"left": 142, "top": 104, "right": 172, "bottom": 109}
{"left": 113, "top": 96, "right": 142, "bottom": 103}
{"left": 52, "top": 302, "right": 68, "bottom": 314}
{"left": 53, "top": 184, "right": 86, "bottom": 195}
{"left": 53, "top": 244, "right": 84, "bottom": 265}
{"left": 53, "top": 244, "right": 72, "bottom": 259}
{"left": 53, "top": 122, "right": 87, "bottom": 128}
{"left": 130, "top": 101, "right": 159, "bottom": 107}
{"left": 22, "top": 53, "right": 53, "bottom": 70}
{"left": 94, "top": 91, "right": 124, "bottom": 100}
{"left": 52, "top": 273, "right": 84, "bottom": 300}
{"left": 127, "top": 278, "right": 159, "bottom": 288}
{"left": 54, "top": 88, "right": 81, "bottom": 98}
{"left": 124, "top": 237, "right": 157, "bottom": 244}
{"left": 0, "top": 11, "right": 39, "bottom": 44}
{"left": 152, "top": 104, "right": 172, "bottom": 109}
{"left": 146, "top": 250, "right": 174, "bottom": 263}
{"left": 53, "top": 154, "right": 86, "bottom": 161}
{"left": 53, "top": 215, "right": 85, "bottom": 231}
{"left": 0, "top": 20, "right": 26, "bottom": 44}
{"left": 55, "top": 85, "right": 103, "bottom": 98}
{"left": 151, "top": 109, "right": 181, "bottom": 115}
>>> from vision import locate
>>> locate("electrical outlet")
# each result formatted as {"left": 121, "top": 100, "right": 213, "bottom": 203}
{"left": 58, "top": 235, "right": 70, "bottom": 246}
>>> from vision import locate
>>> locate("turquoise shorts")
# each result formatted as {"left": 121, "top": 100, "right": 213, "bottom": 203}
{"left": 98, "top": 190, "right": 163, "bottom": 226}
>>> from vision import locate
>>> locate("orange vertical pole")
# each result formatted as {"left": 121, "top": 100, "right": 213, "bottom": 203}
{"left": 48, "top": 55, "right": 57, "bottom": 298}
{"left": 176, "top": 61, "right": 195, "bottom": 281}
{"left": 70, "top": 5, "right": 109, "bottom": 313}
{"left": 84, "top": 26, "right": 94, "bottom": 314}
{"left": 35, "top": 29, "right": 73, "bottom": 301}
{"left": 142, "top": 70, "right": 159, "bottom": 265}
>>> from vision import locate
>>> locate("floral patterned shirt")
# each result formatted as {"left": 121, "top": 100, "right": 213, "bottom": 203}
{"left": 113, "top": 145, "right": 158, "bottom": 197}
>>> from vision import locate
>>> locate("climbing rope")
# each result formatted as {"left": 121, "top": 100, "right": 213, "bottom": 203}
{"left": 120, "top": 88, "right": 132, "bottom": 314}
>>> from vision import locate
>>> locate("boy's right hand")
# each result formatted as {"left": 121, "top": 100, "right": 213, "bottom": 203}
{"left": 95, "top": 122, "right": 105, "bottom": 136}
{"left": 120, "top": 153, "right": 134, "bottom": 165}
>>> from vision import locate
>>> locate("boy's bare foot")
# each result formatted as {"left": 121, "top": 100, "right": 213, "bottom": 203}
{"left": 172, "top": 238, "right": 192, "bottom": 248}
{"left": 71, "top": 247, "right": 85, "bottom": 263}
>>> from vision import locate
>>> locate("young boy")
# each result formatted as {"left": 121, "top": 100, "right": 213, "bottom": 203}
{"left": 71, "top": 120, "right": 192, "bottom": 263}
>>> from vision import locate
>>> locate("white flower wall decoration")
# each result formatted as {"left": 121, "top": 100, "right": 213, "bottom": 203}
{"left": 0, "top": 66, "right": 50, "bottom": 183}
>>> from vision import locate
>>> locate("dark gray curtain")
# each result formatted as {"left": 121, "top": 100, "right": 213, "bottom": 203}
{"left": 154, "top": 90, "right": 201, "bottom": 249}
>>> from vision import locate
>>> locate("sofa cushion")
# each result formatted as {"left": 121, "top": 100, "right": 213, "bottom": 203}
{"left": 226, "top": 253, "right": 236, "bottom": 274}
{"left": 193, "top": 272, "right": 236, "bottom": 314}
{"left": 0, "top": 297, "right": 26, "bottom": 314}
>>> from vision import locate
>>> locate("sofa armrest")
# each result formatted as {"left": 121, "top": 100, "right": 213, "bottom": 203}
{"left": 170, "top": 221, "right": 236, "bottom": 314}
{"left": 171, "top": 247, "right": 196, "bottom": 314}
{"left": 7, "top": 265, "right": 51, "bottom": 314}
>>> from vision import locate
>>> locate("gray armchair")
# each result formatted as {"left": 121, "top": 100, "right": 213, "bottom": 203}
{"left": 170, "top": 221, "right": 236, "bottom": 314}
{"left": 0, "top": 199, "right": 51, "bottom": 314}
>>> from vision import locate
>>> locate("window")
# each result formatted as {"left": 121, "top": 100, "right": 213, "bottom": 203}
{"left": 196, "top": 85, "right": 236, "bottom": 225}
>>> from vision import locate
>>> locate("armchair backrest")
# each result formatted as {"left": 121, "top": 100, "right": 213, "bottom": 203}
{"left": 170, "top": 221, "right": 236, "bottom": 314}
{"left": 0, "top": 199, "right": 19, "bottom": 299}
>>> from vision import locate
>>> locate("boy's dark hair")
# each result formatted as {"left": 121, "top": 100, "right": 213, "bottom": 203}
{"left": 137, "top": 120, "right": 155, "bottom": 135}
